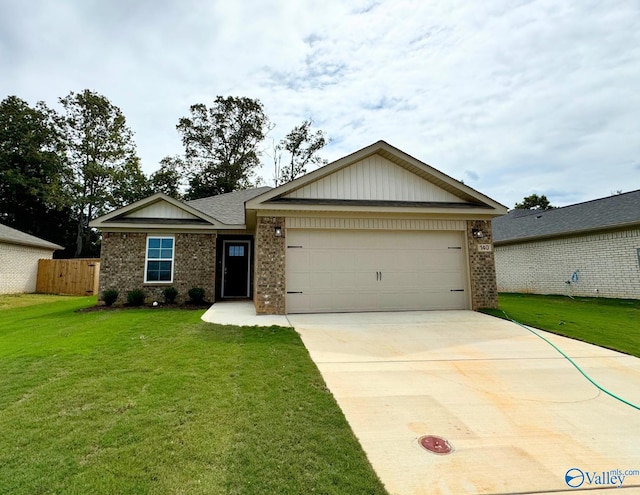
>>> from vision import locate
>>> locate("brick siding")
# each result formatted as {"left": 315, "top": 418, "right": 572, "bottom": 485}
{"left": 253, "top": 216, "right": 286, "bottom": 314}
{"left": 0, "top": 242, "right": 55, "bottom": 294}
{"left": 495, "top": 228, "right": 640, "bottom": 299}
{"left": 99, "top": 232, "right": 216, "bottom": 304}
{"left": 466, "top": 220, "right": 499, "bottom": 310}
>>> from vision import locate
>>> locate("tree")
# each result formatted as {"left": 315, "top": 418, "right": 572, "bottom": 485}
{"left": 60, "top": 90, "right": 143, "bottom": 256}
{"left": 0, "top": 96, "right": 75, "bottom": 253}
{"left": 514, "top": 193, "right": 554, "bottom": 210}
{"left": 111, "top": 156, "right": 152, "bottom": 205}
{"left": 274, "top": 120, "right": 327, "bottom": 186}
{"left": 176, "top": 96, "right": 271, "bottom": 199}
{"left": 150, "top": 156, "right": 184, "bottom": 199}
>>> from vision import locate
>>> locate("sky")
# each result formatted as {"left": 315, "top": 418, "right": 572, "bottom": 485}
{"left": 1, "top": 0, "right": 639, "bottom": 208}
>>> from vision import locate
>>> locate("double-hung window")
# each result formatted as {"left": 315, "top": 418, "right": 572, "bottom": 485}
{"left": 145, "top": 236, "right": 174, "bottom": 282}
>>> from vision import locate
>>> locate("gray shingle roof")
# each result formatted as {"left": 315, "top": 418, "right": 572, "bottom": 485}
{"left": 186, "top": 186, "right": 272, "bottom": 225}
{"left": 493, "top": 189, "right": 640, "bottom": 244}
{"left": 0, "top": 223, "right": 64, "bottom": 250}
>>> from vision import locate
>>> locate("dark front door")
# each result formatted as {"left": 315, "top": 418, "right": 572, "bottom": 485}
{"left": 222, "top": 240, "right": 251, "bottom": 298}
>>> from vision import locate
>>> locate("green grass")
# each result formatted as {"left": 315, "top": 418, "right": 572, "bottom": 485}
{"left": 0, "top": 296, "right": 387, "bottom": 495}
{"left": 481, "top": 293, "right": 640, "bottom": 358}
{"left": 0, "top": 293, "right": 82, "bottom": 310}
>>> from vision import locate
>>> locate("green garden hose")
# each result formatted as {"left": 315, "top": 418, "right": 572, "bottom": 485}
{"left": 501, "top": 311, "right": 640, "bottom": 412}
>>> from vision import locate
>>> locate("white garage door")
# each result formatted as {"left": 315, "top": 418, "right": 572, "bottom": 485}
{"left": 286, "top": 229, "right": 469, "bottom": 313}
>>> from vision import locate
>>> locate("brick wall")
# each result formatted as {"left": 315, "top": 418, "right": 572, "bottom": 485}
{"left": 99, "top": 231, "right": 216, "bottom": 304}
{"left": 495, "top": 228, "right": 640, "bottom": 299}
{"left": 466, "top": 220, "right": 499, "bottom": 310}
{"left": 0, "top": 242, "right": 55, "bottom": 294}
{"left": 253, "top": 216, "right": 286, "bottom": 314}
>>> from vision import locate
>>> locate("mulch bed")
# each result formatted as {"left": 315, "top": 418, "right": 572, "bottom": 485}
{"left": 77, "top": 302, "right": 212, "bottom": 313}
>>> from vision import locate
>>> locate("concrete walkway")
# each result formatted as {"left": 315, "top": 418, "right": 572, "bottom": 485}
{"left": 288, "top": 310, "right": 640, "bottom": 495}
{"left": 201, "top": 300, "right": 291, "bottom": 327}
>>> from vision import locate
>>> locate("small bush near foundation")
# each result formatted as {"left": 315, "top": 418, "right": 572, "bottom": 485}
{"left": 163, "top": 287, "right": 178, "bottom": 304}
{"left": 126, "top": 289, "right": 145, "bottom": 307}
{"left": 102, "top": 289, "right": 119, "bottom": 307}
{"left": 188, "top": 287, "right": 205, "bottom": 304}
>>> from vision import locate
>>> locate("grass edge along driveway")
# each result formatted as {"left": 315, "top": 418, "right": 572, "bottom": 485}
{"left": 0, "top": 295, "right": 387, "bottom": 495}
{"left": 481, "top": 293, "right": 640, "bottom": 358}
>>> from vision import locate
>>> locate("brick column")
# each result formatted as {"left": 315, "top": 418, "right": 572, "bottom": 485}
{"left": 254, "top": 216, "right": 286, "bottom": 314}
{"left": 467, "top": 220, "right": 499, "bottom": 310}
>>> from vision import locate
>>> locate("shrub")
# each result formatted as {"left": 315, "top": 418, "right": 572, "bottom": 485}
{"left": 163, "top": 286, "right": 178, "bottom": 304}
{"left": 126, "top": 289, "right": 145, "bottom": 307}
{"left": 188, "top": 287, "right": 206, "bottom": 304}
{"left": 102, "top": 289, "right": 119, "bottom": 307}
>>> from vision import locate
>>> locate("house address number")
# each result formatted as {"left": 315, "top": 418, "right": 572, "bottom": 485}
{"left": 477, "top": 244, "right": 492, "bottom": 252}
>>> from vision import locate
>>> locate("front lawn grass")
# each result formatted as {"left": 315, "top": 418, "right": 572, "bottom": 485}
{"left": 0, "top": 292, "right": 81, "bottom": 310}
{"left": 481, "top": 293, "right": 640, "bottom": 358}
{"left": 0, "top": 296, "right": 387, "bottom": 495}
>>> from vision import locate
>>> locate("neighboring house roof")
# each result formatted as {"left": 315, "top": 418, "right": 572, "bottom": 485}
{"left": 493, "top": 189, "right": 640, "bottom": 245}
{"left": 187, "top": 186, "right": 272, "bottom": 225}
{"left": 0, "top": 223, "right": 64, "bottom": 250}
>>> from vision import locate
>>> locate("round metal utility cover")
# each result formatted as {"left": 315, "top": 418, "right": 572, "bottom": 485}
{"left": 419, "top": 435, "right": 452, "bottom": 455}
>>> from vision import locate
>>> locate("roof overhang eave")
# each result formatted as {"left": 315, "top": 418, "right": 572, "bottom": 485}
{"left": 90, "top": 221, "right": 245, "bottom": 230}
{"left": 0, "top": 238, "right": 63, "bottom": 250}
{"left": 247, "top": 204, "right": 505, "bottom": 218}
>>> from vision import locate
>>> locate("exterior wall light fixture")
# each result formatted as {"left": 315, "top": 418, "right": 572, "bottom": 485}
{"left": 274, "top": 225, "right": 283, "bottom": 237}
{"left": 472, "top": 228, "right": 484, "bottom": 239}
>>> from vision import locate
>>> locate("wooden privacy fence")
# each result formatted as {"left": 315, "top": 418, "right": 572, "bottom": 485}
{"left": 36, "top": 258, "right": 100, "bottom": 296}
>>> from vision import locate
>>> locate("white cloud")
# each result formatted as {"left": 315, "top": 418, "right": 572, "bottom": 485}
{"left": 1, "top": 0, "right": 639, "bottom": 208}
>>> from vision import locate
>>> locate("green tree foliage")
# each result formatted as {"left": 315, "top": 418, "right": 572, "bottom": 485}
{"left": 60, "top": 90, "right": 146, "bottom": 256}
{"left": 0, "top": 96, "right": 76, "bottom": 254}
{"left": 111, "top": 156, "right": 152, "bottom": 205}
{"left": 274, "top": 120, "right": 327, "bottom": 186}
{"left": 514, "top": 193, "right": 554, "bottom": 210}
{"left": 150, "top": 156, "right": 184, "bottom": 199}
{"left": 176, "top": 97, "right": 271, "bottom": 199}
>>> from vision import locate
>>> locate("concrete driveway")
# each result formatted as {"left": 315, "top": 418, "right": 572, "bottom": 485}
{"left": 287, "top": 311, "right": 640, "bottom": 495}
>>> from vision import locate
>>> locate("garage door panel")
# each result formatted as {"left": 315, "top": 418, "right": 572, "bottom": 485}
{"left": 307, "top": 272, "right": 332, "bottom": 290}
{"left": 309, "top": 251, "right": 333, "bottom": 267}
{"left": 383, "top": 271, "right": 420, "bottom": 288}
{"left": 333, "top": 271, "right": 357, "bottom": 289}
{"left": 286, "top": 229, "right": 469, "bottom": 313}
{"left": 287, "top": 272, "right": 309, "bottom": 289}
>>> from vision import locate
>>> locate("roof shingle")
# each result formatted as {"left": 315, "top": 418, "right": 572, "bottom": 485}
{"left": 493, "top": 189, "right": 640, "bottom": 244}
{"left": 186, "top": 186, "right": 272, "bottom": 225}
{"left": 0, "top": 223, "right": 64, "bottom": 250}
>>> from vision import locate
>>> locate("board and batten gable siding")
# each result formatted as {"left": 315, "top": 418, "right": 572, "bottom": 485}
{"left": 0, "top": 242, "right": 56, "bottom": 294}
{"left": 283, "top": 154, "right": 465, "bottom": 202}
{"left": 125, "top": 201, "right": 202, "bottom": 220}
{"left": 495, "top": 228, "right": 640, "bottom": 299}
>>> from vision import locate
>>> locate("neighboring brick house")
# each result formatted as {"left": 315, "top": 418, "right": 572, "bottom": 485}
{"left": 0, "top": 223, "right": 63, "bottom": 294}
{"left": 90, "top": 141, "right": 507, "bottom": 313}
{"left": 493, "top": 190, "right": 640, "bottom": 299}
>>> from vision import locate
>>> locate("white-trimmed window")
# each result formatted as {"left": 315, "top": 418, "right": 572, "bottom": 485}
{"left": 145, "top": 236, "right": 174, "bottom": 283}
